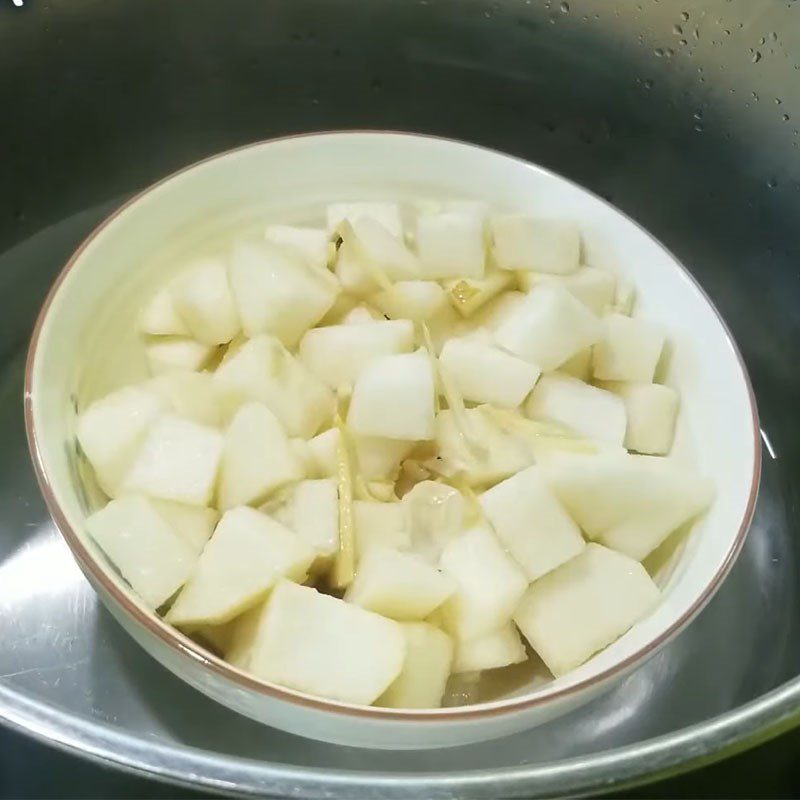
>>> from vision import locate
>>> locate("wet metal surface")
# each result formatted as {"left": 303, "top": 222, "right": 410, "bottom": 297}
{"left": 0, "top": 0, "right": 799, "bottom": 796}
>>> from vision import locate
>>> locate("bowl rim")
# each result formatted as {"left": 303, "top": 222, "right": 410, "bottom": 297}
{"left": 23, "top": 130, "right": 762, "bottom": 723}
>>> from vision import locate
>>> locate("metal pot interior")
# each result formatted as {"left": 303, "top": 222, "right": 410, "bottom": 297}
{"left": 0, "top": 0, "right": 798, "bottom": 796}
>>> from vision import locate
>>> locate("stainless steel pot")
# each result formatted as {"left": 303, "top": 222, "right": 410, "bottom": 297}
{"left": 1, "top": 0, "right": 798, "bottom": 796}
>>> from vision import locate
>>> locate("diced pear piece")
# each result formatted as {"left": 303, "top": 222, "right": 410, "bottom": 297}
{"left": 123, "top": 415, "right": 224, "bottom": 506}
{"left": 370, "top": 281, "right": 448, "bottom": 321}
{"left": 305, "top": 428, "right": 339, "bottom": 477}
{"left": 86, "top": 495, "right": 198, "bottom": 609}
{"left": 558, "top": 348, "right": 593, "bottom": 381}
{"left": 229, "top": 241, "right": 338, "bottom": 346}
{"left": 248, "top": 580, "right": 406, "bottom": 705}
{"left": 545, "top": 453, "right": 715, "bottom": 561}
{"left": 346, "top": 548, "right": 455, "bottom": 620}
{"left": 171, "top": 258, "right": 241, "bottom": 345}
{"left": 439, "top": 525, "right": 529, "bottom": 640}
{"left": 525, "top": 373, "right": 627, "bottom": 447}
{"left": 468, "top": 290, "right": 527, "bottom": 332}
{"left": 139, "top": 288, "right": 189, "bottom": 336}
{"left": 445, "top": 269, "right": 513, "bottom": 318}
{"left": 490, "top": 215, "right": 580, "bottom": 274}
{"left": 145, "top": 336, "right": 215, "bottom": 375}
{"left": 615, "top": 382, "right": 680, "bottom": 455}
{"left": 347, "top": 349, "right": 435, "bottom": 441}
{"left": 592, "top": 314, "right": 665, "bottom": 382}
{"left": 494, "top": 284, "right": 603, "bottom": 371}
{"left": 272, "top": 479, "right": 339, "bottom": 558}
{"left": 402, "top": 481, "right": 466, "bottom": 562}
{"left": 218, "top": 402, "right": 302, "bottom": 510}
{"left": 144, "top": 371, "right": 223, "bottom": 428}
{"left": 299, "top": 320, "right": 414, "bottom": 389}
{"left": 453, "top": 624, "right": 528, "bottom": 674}
{"left": 213, "top": 335, "right": 333, "bottom": 438}
{"left": 223, "top": 602, "right": 266, "bottom": 670}
{"left": 167, "top": 507, "right": 315, "bottom": 626}
{"left": 612, "top": 277, "right": 636, "bottom": 315}
{"left": 440, "top": 338, "right": 541, "bottom": 409}
{"left": 264, "top": 224, "right": 329, "bottom": 270}
{"left": 479, "top": 465, "right": 585, "bottom": 581}
{"left": 327, "top": 201, "right": 403, "bottom": 238}
{"left": 152, "top": 499, "right": 219, "bottom": 554}
{"left": 356, "top": 436, "right": 415, "bottom": 481}
{"left": 378, "top": 622, "right": 454, "bottom": 708}
{"left": 514, "top": 544, "right": 660, "bottom": 677}
{"left": 354, "top": 500, "right": 412, "bottom": 561}
{"left": 340, "top": 303, "right": 384, "bottom": 324}
{"left": 304, "top": 427, "right": 413, "bottom": 481}
{"left": 416, "top": 211, "right": 485, "bottom": 279}
{"left": 76, "top": 386, "right": 165, "bottom": 497}
{"left": 517, "top": 266, "right": 615, "bottom": 315}
{"left": 334, "top": 218, "right": 418, "bottom": 295}
{"left": 431, "top": 406, "right": 535, "bottom": 487}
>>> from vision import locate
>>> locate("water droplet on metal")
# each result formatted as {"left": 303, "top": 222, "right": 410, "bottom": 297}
{"left": 665, "top": 48, "right": 674, "bottom": 57}
{"left": 694, "top": 110, "right": 703, "bottom": 119}
{"left": 767, "top": 178, "right": 778, "bottom": 188}
{"left": 679, "top": 38, "right": 687, "bottom": 46}
{"left": 680, "top": 11, "right": 689, "bottom": 21}
{"left": 724, "top": 29, "right": 731, "bottom": 36}
{"left": 752, "top": 51, "right": 762, "bottom": 63}
{"left": 560, "top": 1, "right": 570, "bottom": 13}
{"left": 644, "top": 78, "right": 654, "bottom": 89}
{"left": 694, "top": 123, "right": 704, "bottom": 132}
{"left": 693, "top": 27, "right": 700, "bottom": 39}
{"left": 771, "top": 32, "right": 778, "bottom": 42}
{"left": 673, "top": 24, "right": 683, "bottom": 34}
{"left": 654, "top": 47, "right": 664, "bottom": 57}
{"left": 759, "top": 36, "right": 766, "bottom": 45}
{"left": 782, "top": 114, "right": 790, "bottom": 122}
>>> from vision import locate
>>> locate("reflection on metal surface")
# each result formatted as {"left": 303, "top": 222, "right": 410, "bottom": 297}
{"left": 760, "top": 427, "right": 778, "bottom": 459}
{"left": 0, "top": 0, "right": 799, "bottom": 796}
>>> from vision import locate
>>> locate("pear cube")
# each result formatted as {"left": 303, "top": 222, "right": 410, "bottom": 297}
{"left": 378, "top": 622, "right": 453, "bottom": 709}
{"left": 217, "top": 402, "right": 303, "bottom": 510}
{"left": 439, "top": 525, "right": 529, "bottom": 640}
{"left": 494, "top": 284, "right": 603, "bottom": 371}
{"left": 592, "top": 314, "right": 665, "bottom": 382}
{"left": 299, "top": 320, "right": 414, "bottom": 389}
{"left": 248, "top": 580, "right": 405, "bottom": 705}
{"left": 545, "top": 453, "right": 715, "bottom": 560}
{"left": 491, "top": 215, "right": 580, "bottom": 274}
{"left": 440, "top": 338, "right": 541, "bottom": 409}
{"left": 345, "top": 548, "right": 455, "bottom": 620}
{"left": 139, "top": 288, "right": 189, "bottom": 336}
{"left": 525, "top": 373, "right": 627, "bottom": 447}
{"left": 479, "top": 465, "right": 585, "bottom": 581}
{"left": 264, "top": 224, "right": 330, "bottom": 270}
{"left": 123, "top": 415, "right": 224, "bottom": 506}
{"left": 213, "top": 335, "right": 333, "bottom": 438}
{"left": 171, "top": 258, "right": 240, "bottom": 345}
{"left": 514, "top": 544, "right": 659, "bottom": 676}
{"left": 77, "top": 386, "right": 165, "bottom": 496}
{"left": 347, "top": 349, "right": 435, "bottom": 441}
{"left": 416, "top": 211, "right": 485, "bottom": 279}
{"left": 229, "top": 241, "right": 338, "bottom": 346}
{"left": 145, "top": 337, "right": 215, "bottom": 375}
{"left": 453, "top": 623, "right": 528, "bottom": 674}
{"left": 86, "top": 495, "right": 198, "bottom": 609}
{"left": 167, "top": 506, "right": 315, "bottom": 626}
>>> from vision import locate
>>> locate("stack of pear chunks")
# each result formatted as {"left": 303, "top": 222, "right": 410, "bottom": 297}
{"left": 79, "top": 200, "right": 714, "bottom": 709}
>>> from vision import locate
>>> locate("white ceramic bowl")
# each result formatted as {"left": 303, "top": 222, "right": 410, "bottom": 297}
{"left": 24, "top": 132, "right": 760, "bottom": 749}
